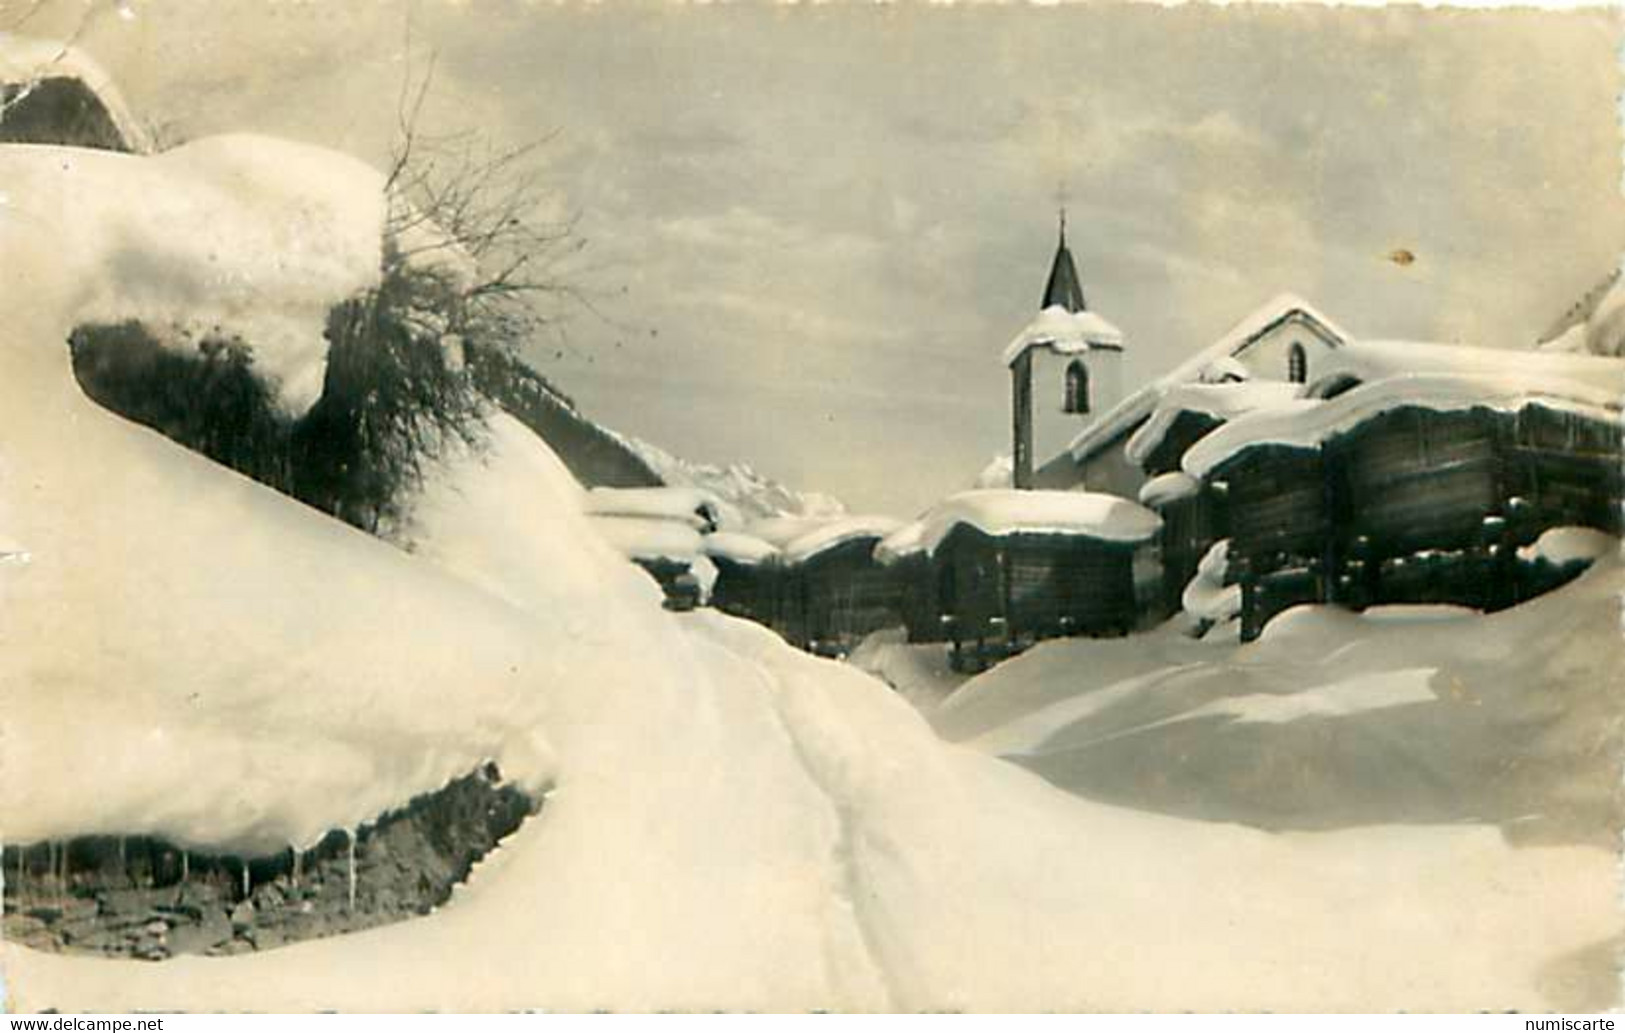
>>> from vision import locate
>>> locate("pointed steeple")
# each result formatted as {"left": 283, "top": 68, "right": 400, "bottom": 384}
{"left": 1041, "top": 208, "right": 1088, "bottom": 314}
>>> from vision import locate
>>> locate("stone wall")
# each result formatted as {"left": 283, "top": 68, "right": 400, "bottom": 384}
{"left": 3, "top": 765, "right": 538, "bottom": 960}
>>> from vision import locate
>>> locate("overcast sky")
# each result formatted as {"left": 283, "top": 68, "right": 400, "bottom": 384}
{"left": 16, "top": 0, "right": 1625, "bottom": 514}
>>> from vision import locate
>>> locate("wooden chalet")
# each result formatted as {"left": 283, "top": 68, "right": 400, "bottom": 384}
{"left": 1126, "top": 381, "right": 1299, "bottom": 622}
{"left": 904, "top": 491, "right": 1160, "bottom": 671}
{"left": 1138, "top": 472, "right": 1229, "bottom": 619}
{"left": 1200, "top": 444, "right": 1333, "bottom": 641}
{"left": 702, "top": 532, "right": 782, "bottom": 626}
{"left": 874, "top": 523, "right": 947, "bottom": 644}
{"left": 587, "top": 487, "right": 723, "bottom": 611}
{"left": 770, "top": 516, "right": 904, "bottom": 658}
{"left": 1180, "top": 342, "right": 1625, "bottom": 639}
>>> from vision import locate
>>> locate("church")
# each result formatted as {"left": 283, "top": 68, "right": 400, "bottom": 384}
{"left": 1002, "top": 218, "right": 1349, "bottom": 501}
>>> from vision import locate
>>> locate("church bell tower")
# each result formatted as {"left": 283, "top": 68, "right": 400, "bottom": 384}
{"left": 1005, "top": 212, "right": 1125, "bottom": 489}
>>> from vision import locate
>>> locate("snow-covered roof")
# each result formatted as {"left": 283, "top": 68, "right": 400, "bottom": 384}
{"left": 591, "top": 515, "right": 704, "bottom": 564}
{"left": 913, "top": 490, "right": 1162, "bottom": 556}
{"left": 1002, "top": 305, "right": 1125, "bottom": 366}
{"left": 0, "top": 35, "right": 152, "bottom": 153}
{"left": 1124, "top": 381, "right": 1305, "bottom": 468}
{"left": 1184, "top": 372, "right": 1623, "bottom": 480}
{"left": 586, "top": 486, "right": 720, "bottom": 530}
{"left": 874, "top": 520, "right": 928, "bottom": 565}
{"left": 1137, "top": 470, "right": 1201, "bottom": 509}
{"left": 1067, "top": 293, "right": 1349, "bottom": 464}
{"left": 1310, "top": 339, "right": 1625, "bottom": 400}
{"left": 748, "top": 514, "right": 844, "bottom": 549}
{"left": 781, "top": 515, "right": 905, "bottom": 565}
{"left": 1516, "top": 526, "right": 1617, "bottom": 567}
{"left": 702, "top": 530, "right": 780, "bottom": 566}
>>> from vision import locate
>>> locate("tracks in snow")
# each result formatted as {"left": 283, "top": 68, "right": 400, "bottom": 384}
{"left": 689, "top": 617, "right": 899, "bottom": 1011}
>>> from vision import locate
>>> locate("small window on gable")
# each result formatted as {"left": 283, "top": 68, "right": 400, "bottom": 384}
{"left": 1287, "top": 343, "right": 1307, "bottom": 384}
{"left": 1063, "top": 359, "right": 1090, "bottom": 414}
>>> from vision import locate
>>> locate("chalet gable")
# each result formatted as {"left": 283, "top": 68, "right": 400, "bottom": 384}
{"left": 1065, "top": 293, "right": 1350, "bottom": 467}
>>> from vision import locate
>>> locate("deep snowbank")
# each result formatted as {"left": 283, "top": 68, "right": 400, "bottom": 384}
{"left": 937, "top": 556, "right": 1624, "bottom": 848}
{"left": 0, "top": 141, "right": 561, "bottom": 857}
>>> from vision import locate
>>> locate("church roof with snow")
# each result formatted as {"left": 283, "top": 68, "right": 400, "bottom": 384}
{"left": 1003, "top": 216, "right": 1124, "bottom": 366}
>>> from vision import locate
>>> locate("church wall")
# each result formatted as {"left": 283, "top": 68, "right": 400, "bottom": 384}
{"left": 1028, "top": 345, "right": 1125, "bottom": 466}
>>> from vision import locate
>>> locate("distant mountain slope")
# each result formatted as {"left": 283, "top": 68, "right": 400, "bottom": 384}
{"left": 614, "top": 432, "right": 847, "bottom": 527}
{"left": 465, "top": 345, "right": 663, "bottom": 490}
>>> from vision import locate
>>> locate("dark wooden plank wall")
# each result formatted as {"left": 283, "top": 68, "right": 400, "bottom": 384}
{"left": 1141, "top": 412, "right": 1223, "bottom": 478}
{"left": 937, "top": 526, "right": 1138, "bottom": 657}
{"left": 710, "top": 557, "right": 777, "bottom": 625}
{"left": 1154, "top": 487, "right": 1227, "bottom": 618}
{"left": 1220, "top": 403, "right": 1621, "bottom": 639}
{"left": 1212, "top": 445, "right": 1336, "bottom": 640}
{"left": 888, "top": 553, "right": 946, "bottom": 644}
{"left": 780, "top": 538, "right": 901, "bottom": 656}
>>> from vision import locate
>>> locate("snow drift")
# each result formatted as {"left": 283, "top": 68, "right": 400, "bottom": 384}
{"left": 0, "top": 141, "right": 555, "bottom": 856}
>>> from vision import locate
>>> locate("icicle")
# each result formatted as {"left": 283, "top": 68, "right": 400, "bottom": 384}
{"left": 117, "top": 836, "right": 127, "bottom": 868}
{"left": 291, "top": 846, "right": 301, "bottom": 890}
{"left": 346, "top": 830, "right": 357, "bottom": 912}
{"left": 240, "top": 857, "right": 250, "bottom": 899}
{"left": 181, "top": 850, "right": 189, "bottom": 883}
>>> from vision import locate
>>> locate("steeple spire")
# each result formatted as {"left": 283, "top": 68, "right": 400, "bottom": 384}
{"left": 1041, "top": 208, "right": 1087, "bottom": 313}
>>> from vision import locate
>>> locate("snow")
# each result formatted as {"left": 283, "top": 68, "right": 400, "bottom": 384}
{"left": 0, "top": 35, "right": 152, "bottom": 154}
{"left": 1137, "top": 470, "right": 1200, "bottom": 508}
{"left": 701, "top": 530, "right": 780, "bottom": 566}
{"left": 1538, "top": 322, "right": 1588, "bottom": 354}
{"left": 1068, "top": 293, "right": 1350, "bottom": 463}
{"left": 0, "top": 138, "right": 386, "bottom": 417}
{"left": 5, "top": 133, "right": 1621, "bottom": 1011}
{"left": 617, "top": 433, "right": 848, "bottom": 526}
{"left": 1001, "top": 304, "right": 1124, "bottom": 366}
{"left": 1, "top": 320, "right": 557, "bottom": 855}
{"left": 1583, "top": 274, "right": 1625, "bottom": 357}
{"left": 1173, "top": 668, "right": 1437, "bottom": 727}
{"left": 873, "top": 519, "right": 928, "bottom": 565}
{"left": 747, "top": 513, "right": 845, "bottom": 549}
{"left": 974, "top": 453, "right": 1014, "bottom": 489}
{"left": 937, "top": 557, "right": 1625, "bottom": 861}
{"left": 780, "top": 514, "right": 905, "bottom": 565}
{"left": 912, "top": 489, "right": 1162, "bottom": 556}
{"left": 585, "top": 486, "right": 720, "bottom": 530}
{"left": 1181, "top": 539, "right": 1240, "bottom": 625}
{"left": 1311, "top": 339, "right": 1625, "bottom": 400}
{"left": 1516, "top": 526, "right": 1618, "bottom": 567}
{"left": 847, "top": 628, "right": 969, "bottom": 713}
{"left": 1184, "top": 373, "right": 1622, "bottom": 479}
{"left": 1124, "top": 380, "right": 1304, "bottom": 467}
{"left": 590, "top": 515, "right": 705, "bottom": 564}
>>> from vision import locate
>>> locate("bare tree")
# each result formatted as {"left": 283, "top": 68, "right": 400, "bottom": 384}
{"left": 379, "top": 58, "right": 592, "bottom": 355}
